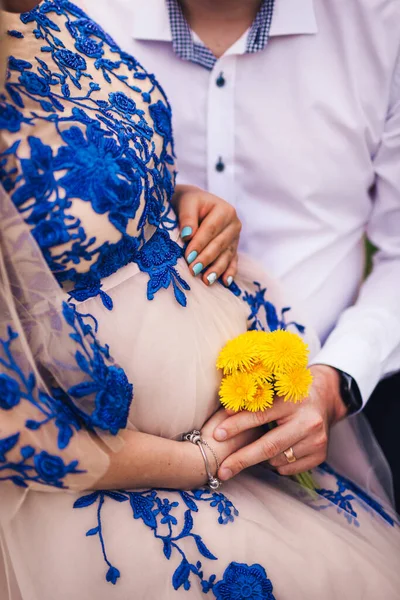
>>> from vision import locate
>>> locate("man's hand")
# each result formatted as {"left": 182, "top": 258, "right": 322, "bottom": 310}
{"left": 213, "top": 365, "right": 348, "bottom": 481}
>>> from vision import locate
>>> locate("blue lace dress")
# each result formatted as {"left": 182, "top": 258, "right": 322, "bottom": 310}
{"left": 0, "top": 2, "right": 399, "bottom": 599}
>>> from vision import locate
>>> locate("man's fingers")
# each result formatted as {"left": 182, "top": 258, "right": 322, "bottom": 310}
{"left": 276, "top": 454, "right": 326, "bottom": 477}
{"left": 214, "top": 400, "right": 292, "bottom": 441}
{"left": 218, "top": 423, "right": 306, "bottom": 480}
{"left": 268, "top": 430, "right": 328, "bottom": 468}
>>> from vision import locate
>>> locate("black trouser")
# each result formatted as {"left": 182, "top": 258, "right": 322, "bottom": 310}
{"left": 364, "top": 372, "right": 400, "bottom": 512}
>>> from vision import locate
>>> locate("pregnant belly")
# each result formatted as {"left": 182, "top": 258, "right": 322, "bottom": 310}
{"left": 79, "top": 259, "right": 249, "bottom": 439}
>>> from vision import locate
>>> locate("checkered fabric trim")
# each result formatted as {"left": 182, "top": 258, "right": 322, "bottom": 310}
{"left": 166, "top": 0, "right": 275, "bottom": 70}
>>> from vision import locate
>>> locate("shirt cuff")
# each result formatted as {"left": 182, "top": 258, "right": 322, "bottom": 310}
{"left": 309, "top": 305, "right": 400, "bottom": 409}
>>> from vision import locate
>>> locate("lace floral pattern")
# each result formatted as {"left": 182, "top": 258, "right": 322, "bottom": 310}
{"left": 0, "top": 300, "right": 132, "bottom": 489}
{"left": 73, "top": 486, "right": 276, "bottom": 598}
{"left": 0, "top": 0, "right": 189, "bottom": 308}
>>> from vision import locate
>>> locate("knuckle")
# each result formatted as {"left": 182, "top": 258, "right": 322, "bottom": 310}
{"left": 253, "top": 411, "right": 268, "bottom": 427}
{"left": 234, "top": 457, "right": 248, "bottom": 473}
{"left": 226, "top": 204, "right": 236, "bottom": 218}
{"left": 261, "top": 438, "right": 280, "bottom": 460}
{"left": 309, "top": 415, "right": 324, "bottom": 433}
{"left": 208, "top": 223, "right": 217, "bottom": 238}
{"left": 315, "top": 433, "right": 328, "bottom": 449}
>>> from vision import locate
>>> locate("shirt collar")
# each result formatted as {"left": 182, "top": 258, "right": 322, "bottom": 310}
{"left": 131, "top": 0, "right": 318, "bottom": 62}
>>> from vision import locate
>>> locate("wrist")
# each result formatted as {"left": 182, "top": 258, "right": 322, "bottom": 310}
{"left": 310, "top": 364, "right": 348, "bottom": 424}
{"left": 180, "top": 440, "right": 209, "bottom": 488}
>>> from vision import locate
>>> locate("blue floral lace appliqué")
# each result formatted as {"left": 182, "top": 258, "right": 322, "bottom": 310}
{"left": 316, "top": 463, "right": 397, "bottom": 528}
{"left": 0, "top": 0, "right": 189, "bottom": 309}
{"left": 73, "top": 486, "right": 275, "bottom": 598}
{"left": 0, "top": 301, "right": 133, "bottom": 489}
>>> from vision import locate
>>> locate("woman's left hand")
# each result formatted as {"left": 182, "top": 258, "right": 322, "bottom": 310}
{"left": 172, "top": 184, "right": 241, "bottom": 287}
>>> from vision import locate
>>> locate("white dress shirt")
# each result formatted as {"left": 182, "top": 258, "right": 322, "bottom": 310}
{"left": 85, "top": 0, "right": 400, "bottom": 406}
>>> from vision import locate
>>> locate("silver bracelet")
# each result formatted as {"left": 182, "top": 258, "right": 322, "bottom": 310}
{"left": 183, "top": 430, "right": 222, "bottom": 491}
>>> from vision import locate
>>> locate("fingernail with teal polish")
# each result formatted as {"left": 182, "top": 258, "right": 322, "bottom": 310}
{"left": 181, "top": 226, "right": 193, "bottom": 239}
{"left": 187, "top": 250, "right": 198, "bottom": 265}
{"left": 193, "top": 262, "right": 204, "bottom": 276}
{"left": 227, "top": 276, "right": 234, "bottom": 287}
{"left": 207, "top": 272, "right": 217, "bottom": 286}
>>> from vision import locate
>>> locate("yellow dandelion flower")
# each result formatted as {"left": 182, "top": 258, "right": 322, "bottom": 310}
{"left": 259, "top": 330, "right": 309, "bottom": 372}
{"left": 216, "top": 331, "right": 260, "bottom": 374}
{"left": 250, "top": 361, "right": 273, "bottom": 383}
{"left": 219, "top": 371, "right": 258, "bottom": 412}
{"left": 244, "top": 383, "right": 275, "bottom": 412}
{"left": 274, "top": 367, "right": 313, "bottom": 403}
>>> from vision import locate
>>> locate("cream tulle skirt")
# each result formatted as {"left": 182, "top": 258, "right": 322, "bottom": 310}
{"left": 1, "top": 248, "right": 399, "bottom": 600}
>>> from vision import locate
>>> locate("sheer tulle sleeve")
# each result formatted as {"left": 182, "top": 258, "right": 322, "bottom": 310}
{"left": 0, "top": 184, "right": 133, "bottom": 497}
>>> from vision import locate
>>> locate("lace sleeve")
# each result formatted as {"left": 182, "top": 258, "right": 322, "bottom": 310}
{"left": 0, "top": 184, "right": 133, "bottom": 494}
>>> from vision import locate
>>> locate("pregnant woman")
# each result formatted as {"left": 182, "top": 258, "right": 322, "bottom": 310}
{"left": 0, "top": 2, "right": 399, "bottom": 599}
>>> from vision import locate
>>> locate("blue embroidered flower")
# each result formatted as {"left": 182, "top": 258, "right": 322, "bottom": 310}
{"left": 32, "top": 218, "right": 70, "bottom": 248}
{"left": 55, "top": 48, "right": 86, "bottom": 71}
{"left": 136, "top": 229, "right": 181, "bottom": 270}
{"left": 0, "top": 102, "right": 24, "bottom": 132}
{"left": 149, "top": 100, "right": 172, "bottom": 140}
{"left": 69, "top": 361, "right": 132, "bottom": 436}
{"left": 73, "top": 17, "right": 117, "bottom": 49}
{"left": 0, "top": 374, "right": 21, "bottom": 410}
{"left": 75, "top": 36, "right": 104, "bottom": 58}
{"left": 55, "top": 125, "right": 141, "bottom": 227}
{"left": 109, "top": 91, "right": 136, "bottom": 114}
{"left": 19, "top": 71, "right": 50, "bottom": 96}
{"left": 213, "top": 563, "right": 275, "bottom": 600}
{"left": 34, "top": 451, "right": 69, "bottom": 483}
{"left": 135, "top": 228, "right": 190, "bottom": 306}
{"left": 90, "top": 365, "right": 133, "bottom": 435}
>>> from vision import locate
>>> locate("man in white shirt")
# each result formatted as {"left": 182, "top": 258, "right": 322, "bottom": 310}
{"left": 88, "top": 0, "right": 400, "bottom": 504}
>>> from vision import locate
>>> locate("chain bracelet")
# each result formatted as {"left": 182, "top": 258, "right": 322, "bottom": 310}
{"left": 183, "top": 430, "right": 222, "bottom": 491}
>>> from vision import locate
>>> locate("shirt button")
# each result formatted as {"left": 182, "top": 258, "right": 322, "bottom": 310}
{"left": 215, "top": 158, "right": 225, "bottom": 172}
{"left": 216, "top": 73, "right": 226, "bottom": 87}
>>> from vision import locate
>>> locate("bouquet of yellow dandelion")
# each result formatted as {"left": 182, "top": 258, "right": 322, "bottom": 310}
{"left": 217, "top": 329, "right": 315, "bottom": 491}
{"left": 217, "top": 329, "right": 313, "bottom": 412}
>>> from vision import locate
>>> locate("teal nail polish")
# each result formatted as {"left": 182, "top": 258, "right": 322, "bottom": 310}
{"left": 187, "top": 250, "right": 198, "bottom": 265}
{"left": 227, "top": 276, "right": 234, "bottom": 287}
{"left": 207, "top": 272, "right": 217, "bottom": 285}
{"left": 193, "top": 262, "right": 204, "bottom": 276}
{"left": 181, "top": 226, "right": 193, "bottom": 239}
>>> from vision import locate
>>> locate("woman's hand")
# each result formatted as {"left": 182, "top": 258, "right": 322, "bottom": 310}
{"left": 172, "top": 184, "right": 241, "bottom": 287}
{"left": 182, "top": 408, "right": 264, "bottom": 488}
